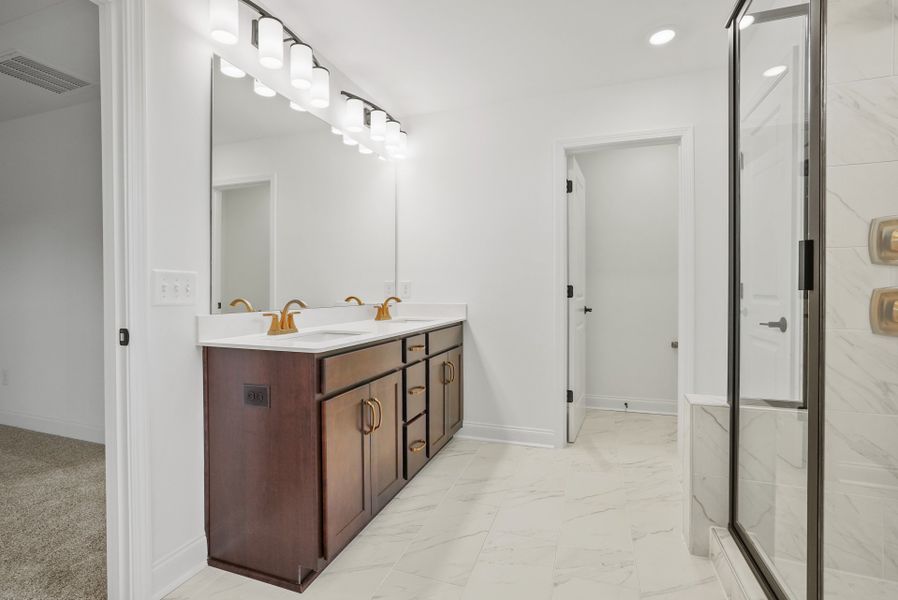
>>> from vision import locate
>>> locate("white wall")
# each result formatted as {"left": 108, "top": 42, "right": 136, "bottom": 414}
{"left": 398, "top": 68, "right": 728, "bottom": 446}
{"left": 0, "top": 101, "right": 104, "bottom": 443}
{"left": 213, "top": 131, "right": 396, "bottom": 310}
{"left": 576, "top": 144, "right": 680, "bottom": 414}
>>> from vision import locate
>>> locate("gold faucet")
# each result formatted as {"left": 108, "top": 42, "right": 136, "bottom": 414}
{"left": 375, "top": 296, "right": 402, "bottom": 321}
{"left": 344, "top": 296, "right": 365, "bottom": 305}
{"left": 229, "top": 297, "right": 255, "bottom": 312}
{"left": 263, "top": 298, "right": 309, "bottom": 335}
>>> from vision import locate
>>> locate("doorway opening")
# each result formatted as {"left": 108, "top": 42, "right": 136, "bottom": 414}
{"left": 0, "top": 0, "right": 107, "bottom": 597}
{"left": 557, "top": 129, "right": 695, "bottom": 444}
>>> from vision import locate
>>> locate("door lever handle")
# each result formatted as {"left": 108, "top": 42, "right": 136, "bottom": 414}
{"left": 583, "top": 306, "right": 593, "bottom": 313}
{"left": 759, "top": 317, "right": 788, "bottom": 333}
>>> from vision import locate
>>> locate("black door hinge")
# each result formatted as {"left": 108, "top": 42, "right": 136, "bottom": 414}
{"left": 567, "top": 390, "right": 574, "bottom": 403}
{"left": 567, "top": 285, "right": 574, "bottom": 298}
{"left": 566, "top": 179, "right": 573, "bottom": 193}
{"left": 119, "top": 328, "right": 130, "bottom": 346}
{"left": 798, "top": 240, "right": 814, "bottom": 291}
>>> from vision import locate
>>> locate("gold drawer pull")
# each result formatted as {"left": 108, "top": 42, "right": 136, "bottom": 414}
{"left": 408, "top": 344, "right": 425, "bottom": 352}
{"left": 409, "top": 440, "right": 426, "bottom": 453}
{"left": 408, "top": 386, "right": 426, "bottom": 396}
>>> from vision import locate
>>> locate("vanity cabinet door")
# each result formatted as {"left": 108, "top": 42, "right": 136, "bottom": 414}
{"left": 322, "top": 383, "right": 373, "bottom": 559}
{"left": 445, "top": 347, "right": 463, "bottom": 436}
{"left": 428, "top": 353, "right": 449, "bottom": 455}
{"left": 369, "top": 372, "right": 404, "bottom": 514}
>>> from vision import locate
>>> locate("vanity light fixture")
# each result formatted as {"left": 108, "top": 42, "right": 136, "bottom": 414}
{"left": 256, "top": 16, "right": 284, "bottom": 69}
{"left": 369, "top": 109, "right": 387, "bottom": 141}
{"left": 290, "top": 42, "right": 313, "bottom": 89}
{"left": 310, "top": 66, "right": 330, "bottom": 108}
{"left": 391, "top": 131, "right": 408, "bottom": 159}
{"left": 210, "top": 0, "right": 239, "bottom": 45}
{"left": 344, "top": 97, "right": 365, "bottom": 133}
{"left": 289, "top": 100, "right": 306, "bottom": 112}
{"left": 385, "top": 120, "right": 401, "bottom": 150}
{"left": 342, "top": 134, "right": 358, "bottom": 146}
{"left": 738, "top": 15, "right": 755, "bottom": 30}
{"left": 358, "top": 144, "right": 373, "bottom": 155}
{"left": 219, "top": 57, "right": 245, "bottom": 78}
{"left": 253, "top": 78, "right": 276, "bottom": 97}
{"left": 649, "top": 29, "right": 676, "bottom": 46}
{"left": 763, "top": 65, "right": 787, "bottom": 77}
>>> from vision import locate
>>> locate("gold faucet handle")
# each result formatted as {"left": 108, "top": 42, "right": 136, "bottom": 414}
{"left": 262, "top": 312, "right": 281, "bottom": 335}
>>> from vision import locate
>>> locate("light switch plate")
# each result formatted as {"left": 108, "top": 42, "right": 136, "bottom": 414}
{"left": 152, "top": 269, "right": 198, "bottom": 306}
{"left": 399, "top": 281, "right": 412, "bottom": 299}
{"left": 384, "top": 281, "right": 396, "bottom": 296}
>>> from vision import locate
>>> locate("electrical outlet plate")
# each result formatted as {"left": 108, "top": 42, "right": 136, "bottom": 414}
{"left": 399, "top": 281, "right": 412, "bottom": 299}
{"left": 384, "top": 281, "right": 396, "bottom": 296}
{"left": 152, "top": 269, "right": 198, "bottom": 306}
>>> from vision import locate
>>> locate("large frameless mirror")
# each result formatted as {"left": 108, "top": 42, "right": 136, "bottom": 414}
{"left": 729, "top": 1, "right": 820, "bottom": 599}
{"left": 210, "top": 55, "right": 397, "bottom": 313}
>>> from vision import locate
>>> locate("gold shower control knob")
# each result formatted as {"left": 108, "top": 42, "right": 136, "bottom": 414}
{"left": 870, "top": 288, "right": 898, "bottom": 336}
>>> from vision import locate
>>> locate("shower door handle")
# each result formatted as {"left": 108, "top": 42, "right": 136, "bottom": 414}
{"left": 759, "top": 317, "right": 788, "bottom": 333}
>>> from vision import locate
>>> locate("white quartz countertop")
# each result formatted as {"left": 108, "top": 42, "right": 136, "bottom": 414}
{"left": 196, "top": 303, "right": 466, "bottom": 354}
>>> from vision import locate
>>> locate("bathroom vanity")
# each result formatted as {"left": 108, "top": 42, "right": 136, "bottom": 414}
{"left": 200, "top": 313, "right": 464, "bottom": 592}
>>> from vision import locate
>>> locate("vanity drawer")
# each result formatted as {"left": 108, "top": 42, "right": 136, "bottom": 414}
{"left": 427, "top": 324, "right": 462, "bottom": 355}
{"left": 319, "top": 340, "right": 402, "bottom": 395}
{"left": 404, "top": 362, "right": 427, "bottom": 421}
{"left": 404, "top": 413, "right": 428, "bottom": 480}
{"left": 403, "top": 335, "right": 427, "bottom": 362}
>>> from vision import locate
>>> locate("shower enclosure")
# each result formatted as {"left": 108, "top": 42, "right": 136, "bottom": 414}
{"left": 727, "top": 0, "right": 823, "bottom": 598}
{"left": 729, "top": 1, "right": 898, "bottom": 598}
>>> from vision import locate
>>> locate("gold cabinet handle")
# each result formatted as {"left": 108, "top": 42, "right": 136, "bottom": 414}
{"left": 447, "top": 361, "right": 456, "bottom": 384}
{"left": 408, "top": 386, "right": 426, "bottom": 396}
{"left": 408, "top": 344, "right": 425, "bottom": 352}
{"left": 362, "top": 399, "right": 376, "bottom": 435}
{"left": 409, "top": 440, "right": 426, "bottom": 453}
{"left": 370, "top": 397, "right": 383, "bottom": 431}
{"left": 441, "top": 361, "right": 450, "bottom": 385}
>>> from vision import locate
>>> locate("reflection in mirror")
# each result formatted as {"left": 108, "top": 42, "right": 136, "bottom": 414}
{"left": 211, "top": 55, "right": 397, "bottom": 312}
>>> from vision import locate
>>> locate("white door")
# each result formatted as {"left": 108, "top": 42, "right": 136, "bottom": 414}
{"left": 567, "top": 159, "right": 587, "bottom": 442}
{"left": 739, "top": 45, "right": 804, "bottom": 403}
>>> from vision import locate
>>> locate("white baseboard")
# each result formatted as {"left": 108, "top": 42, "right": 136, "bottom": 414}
{"left": 456, "top": 421, "right": 556, "bottom": 448}
{"left": 151, "top": 534, "right": 207, "bottom": 600}
{"left": 586, "top": 394, "right": 677, "bottom": 416}
{"left": 0, "top": 408, "right": 104, "bottom": 444}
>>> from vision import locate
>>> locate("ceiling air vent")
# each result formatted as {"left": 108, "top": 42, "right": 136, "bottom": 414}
{"left": 0, "top": 53, "right": 90, "bottom": 94}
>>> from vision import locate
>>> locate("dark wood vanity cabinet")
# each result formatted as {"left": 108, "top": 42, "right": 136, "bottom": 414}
{"left": 204, "top": 323, "right": 463, "bottom": 593}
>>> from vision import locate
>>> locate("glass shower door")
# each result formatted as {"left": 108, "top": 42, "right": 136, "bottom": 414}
{"left": 729, "top": 1, "right": 817, "bottom": 599}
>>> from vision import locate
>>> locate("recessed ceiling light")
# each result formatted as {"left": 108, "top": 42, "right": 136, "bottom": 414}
{"left": 649, "top": 29, "right": 676, "bottom": 46}
{"left": 763, "top": 65, "right": 787, "bottom": 78}
{"left": 738, "top": 15, "right": 755, "bottom": 30}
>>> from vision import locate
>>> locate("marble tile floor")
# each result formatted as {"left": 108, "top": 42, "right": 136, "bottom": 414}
{"left": 168, "top": 410, "right": 724, "bottom": 600}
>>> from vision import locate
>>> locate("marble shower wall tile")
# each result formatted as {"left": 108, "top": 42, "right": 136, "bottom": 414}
{"left": 692, "top": 405, "right": 729, "bottom": 479}
{"left": 827, "top": 0, "right": 893, "bottom": 84}
{"left": 737, "top": 408, "right": 776, "bottom": 484}
{"left": 827, "top": 161, "right": 898, "bottom": 248}
{"left": 823, "top": 493, "right": 884, "bottom": 577}
{"left": 825, "top": 330, "right": 898, "bottom": 415}
{"left": 826, "top": 247, "right": 898, "bottom": 330}
{"left": 827, "top": 76, "right": 898, "bottom": 166}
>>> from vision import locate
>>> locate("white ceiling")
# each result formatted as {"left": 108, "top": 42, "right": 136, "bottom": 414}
{"left": 0, "top": 0, "right": 99, "bottom": 123}
{"left": 213, "top": 64, "right": 330, "bottom": 145}
{"left": 270, "top": 0, "right": 732, "bottom": 117}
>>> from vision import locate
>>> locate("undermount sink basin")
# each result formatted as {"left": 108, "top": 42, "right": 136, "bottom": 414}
{"left": 286, "top": 331, "right": 363, "bottom": 343}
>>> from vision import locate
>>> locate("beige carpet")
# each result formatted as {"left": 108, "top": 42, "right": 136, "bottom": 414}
{"left": 0, "top": 425, "right": 106, "bottom": 600}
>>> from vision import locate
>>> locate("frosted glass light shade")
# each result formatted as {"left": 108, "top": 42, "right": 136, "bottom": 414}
{"left": 344, "top": 98, "right": 364, "bottom": 133}
{"left": 385, "top": 120, "right": 401, "bottom": 150}
{"left": 358, "top": 144, "right": 373, "bottom": 155}
{"left": 219, "top": 57, "right": 245, "bottom": 78}
{"left": 342, "top": 134, "right": 358, "bottom": 146}
{"left": 289, "top": 101, "right": 306, "bottom": 112}
{"left": 392, "top": 131, "right": 408, "bottom": 159}
{"left": 210, "top": 0, "right": 239, "bottom": 44}
{"left": 369, "top": 110, "right": 387, "bottom": 141}
{"left": 253, "top": 78, "right": 276, "bottom": 97}
{"left": 310, "top": 66, "right": 330, "bottom": 108}
{"left": 257, "top": 17, "right": 284, "bottom": 69}
{"left": 290, "top": 43, "right": 313, "bottom": 89}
